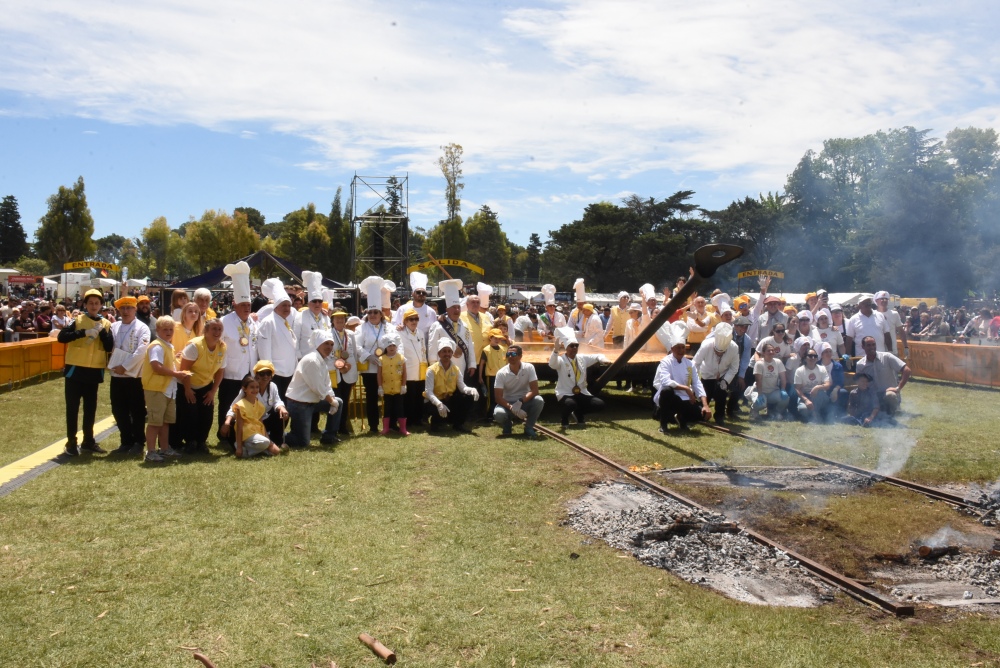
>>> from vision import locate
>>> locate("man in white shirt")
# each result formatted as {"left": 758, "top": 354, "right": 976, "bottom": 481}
{"left": 548, "top": 333, "right": 608, "bottom": 427}
{"left": 845, "top": 295, "right": 892, "bottom": 356}
{"left": 392, "top": 272, "right": 437, "bottom": 335}
{"left": 692, "top": 322, "right": 740, "bottom": 426}
{"left": 874, "top": 290, "right": 908, "bottom": 358}
{"left": 284, "top": 329, "right": 342, "bottom": 448}
{"left": 256, "top": 278, "right": 298, "bottom": 399}
{"left": 427, "top": 279, "right": 477, "bottom": 381}
{"left": 108, "top": 296, "right": 151, "bottom": 455}
{"left": 492, "top": 345, "right": 544, "bottom": 438}
{"left": 294, "top": 274, "right": 330, "bottom": 359}
{"left": 653, "top": 325, "right": 712, "bottom": 432}
{"left": 218, "top": 261, "right": 258, "bottom": 448}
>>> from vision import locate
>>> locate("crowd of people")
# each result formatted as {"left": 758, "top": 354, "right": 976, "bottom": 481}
{"left": 40, "top": 265, "right": 959, "bottom": 464}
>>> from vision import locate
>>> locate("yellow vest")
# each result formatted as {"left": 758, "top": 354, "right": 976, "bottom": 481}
{"left": 429, "top": 362, "right": 459, "bottom": 399}
{"left": 188, "top": 336, "right": 228, "bottom": 389}
{"left": 234, "top": 397, "right": 266, "bottom": 440}
{"left": 482, "top": 344, "right": 508, "bottom": 377}
{"left": 460, "top": 312, "right": 488, "bottom": 361}
{"left": 65, "top": 314, "right": 110, "bottom": 369}
{"left": 173, "top": 325, "right": 195, "bottom": 357}
{"left": 610, "top": 306, "right": 629, "bottom": 337}
{"left": 141, "top": 340, "right": 175, "bottom": 393}
{"left": 380, "top": 353, "right": 405, "bottom": 394}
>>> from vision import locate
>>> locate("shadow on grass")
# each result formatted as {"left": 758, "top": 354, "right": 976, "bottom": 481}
{"left": 605, "top": 420, "right": 715, "bottom": 464}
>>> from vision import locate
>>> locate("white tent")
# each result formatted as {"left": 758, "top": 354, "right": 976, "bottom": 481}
{"left": 126, "top": 278, "right": 148, "bottom": 288}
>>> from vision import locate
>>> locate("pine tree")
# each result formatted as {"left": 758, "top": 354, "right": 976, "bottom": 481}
{"left": 0, "top": 195, "right": 28, "bottom": 265}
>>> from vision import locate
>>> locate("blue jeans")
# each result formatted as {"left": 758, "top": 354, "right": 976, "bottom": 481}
{"left": 797, "top": 390, "right": 830, "bottom": 420}
{"left": 493, "top": 395, "right": 545, "bottom": 434}
{"left": 753, "top": 389, "right": 788, "bottom": 414}
{"left": 285, "top": 398, "right": 327, "bottom": 448}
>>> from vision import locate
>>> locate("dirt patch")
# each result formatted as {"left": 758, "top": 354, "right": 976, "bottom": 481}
{"left": 655, "top": 466, "right": 874, "bottom": 495}
{"left": 567, "top": 481, "right": 835, "bottom": 607}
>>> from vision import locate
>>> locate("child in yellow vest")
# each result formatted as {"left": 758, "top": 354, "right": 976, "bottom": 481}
{"left": 478, "top": 328, "right": 508, "bottom": 422}
{"left": 377, "top": 333, "right": 408, "bottom": 435}
{"left": 234, "top": 375, "right": 283, "bottom": 457}
{"left": 141, "top": 316, "right": 193, "bottom": 463}
{"left": 57, "top": 288, "right": 115, "bottom": 456}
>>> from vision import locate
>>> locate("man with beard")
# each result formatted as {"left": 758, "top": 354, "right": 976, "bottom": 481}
{"left": 427, "top": 279, "right": 477, "bottom": 383}
{"left": 136, "top": 295, "right": 156, "bottom": 340}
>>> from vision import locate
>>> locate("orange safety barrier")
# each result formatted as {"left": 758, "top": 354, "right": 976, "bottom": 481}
{"left": 0, "top": 337, "right": 66, "bottom": 387}
{"left": 906, "top": 341, "right": 1000, "bottom": 387}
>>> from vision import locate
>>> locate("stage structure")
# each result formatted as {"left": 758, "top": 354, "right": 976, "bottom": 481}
{"left": 351, "top": 174, "right": 409, "bottom": 286}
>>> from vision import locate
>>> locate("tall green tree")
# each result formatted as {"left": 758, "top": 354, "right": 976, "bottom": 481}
{"left": 0, "top": 195, "right": 28, "bottom": 264}
{"left": 464, "top": 205, "right": 511, "bottom": 281}
{"left": 14, "top": 256, "right": 48, "bottom": 276}
{"left": 438, "top": 143, "right": 464, "bottom": 222}
{"left": 35, "top": 176, "right": 95, "bottom": 272}
{"left": 524, "top": 233, "right": 542, "bottom": 282}
{"left": 277, "top": 204, "right": 332, "bottom": 275}
{"left": 234, "top": 207, "right": 266, "bottom": 236}
{"left": 325, "top": 187, "right": 354, "bottom": 283}
{"left": 141, "top": 217, "right": 173, "bottom": 280}
{"left": 422, "top": 217, "right": 468, "bottom": 281}
{"left": 184, "top": 209, "right": 261, "bottom": 273}
{"left": 93, "top": 234, "right": 127, "bottom": 265}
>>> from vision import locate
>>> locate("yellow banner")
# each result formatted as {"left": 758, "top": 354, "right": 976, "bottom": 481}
{"left": 907, "top": 341, "right": 1000, "bottom": 387}
{"left": 737, "top": 269, "right": 785, "bottom": 279}
{"left": 63, "top": 261, "right": 120, "bottom": 272}
{"left": 407, "top": 259, "right": 485, "bottom": 275}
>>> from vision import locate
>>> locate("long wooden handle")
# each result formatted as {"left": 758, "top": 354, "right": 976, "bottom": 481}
{"left": 359, "top": 633, "right": 397, "bottom": 664}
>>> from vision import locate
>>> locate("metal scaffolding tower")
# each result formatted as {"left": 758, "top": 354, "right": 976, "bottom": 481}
{"left": 350, "top": 174, "right": 409, "bottom": 286}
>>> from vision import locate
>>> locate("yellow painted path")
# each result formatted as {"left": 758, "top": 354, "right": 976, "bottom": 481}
{"left": 0, "top": 416, "right": 117, "bottom": 487}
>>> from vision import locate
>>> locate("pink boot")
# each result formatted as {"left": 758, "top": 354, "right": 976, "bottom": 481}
{"left": 380, "top": 418, "right": 391, "bottom": 435}
{"left": 398, "top": 418, "right": 410, "bottom": 436}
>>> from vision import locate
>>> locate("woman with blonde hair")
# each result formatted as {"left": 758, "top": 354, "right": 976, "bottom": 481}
{"left": 172, "top": 302, "right": 203, "bottom": 356}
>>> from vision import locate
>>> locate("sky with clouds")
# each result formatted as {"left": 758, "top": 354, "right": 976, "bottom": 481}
{"left": 0, "top": 0, "right": 997, "bottom": 249}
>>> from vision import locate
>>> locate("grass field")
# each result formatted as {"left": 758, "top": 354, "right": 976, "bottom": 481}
{"left": 1, "top": 378, "right": 999, "bottom": 667}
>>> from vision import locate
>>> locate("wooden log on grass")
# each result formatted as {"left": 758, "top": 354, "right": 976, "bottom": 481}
{"left": 359, "top": 633, "right": 396, "bottom": 664}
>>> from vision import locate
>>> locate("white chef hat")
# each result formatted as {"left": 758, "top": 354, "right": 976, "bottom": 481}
{"left": 618, "top": 290, "right": 630, "bottom": 300}
{"left": 573, "top": 278, "right": 586, "bottom": 303}
{"left": 437, "top": 337, "right": 455, "bottom": 353}
{"left": 359, "top": 276, "right": 384, "bottom": 312}
{"left": 477, "top": 282, "right": 493, "bottom": 305}
{"left": 628, "top": 302, "right": 642, "bottom": 312}
{"left": 439, "top": 278, "right": 464, "bottom": 308}
{"left": 669, "top": 320, "right": 689, "bottom": 347}
{"left": 381, "top": 280, "right": 396, "bottom": 310}
{"left": 322, "top": 288, "right": 337, "bottom": 307}
{"left": 261, "top": 277, "right": 290, "bottom": 306}
{"left": 409, "top": 272, "right": 429, "bottom": 292}
{"left": 460, "top": 296, "right": 468, "bottom": 313}
{"left": 796, "top": 310, "right": 813, "bottom": 322}
{"left": 817, "top": 308, "right": 832, "bottom": 322}
{"left": 553, "top": 326, "right": 577, "bottom": 347}
{"left": 711, "top": 292, "right": 732, "bottom": 312}
{"left": 302, "top": 271, "right": 325, "bottom": 302}
{"left": 541, "top": 284, "right": 557, "bottom": 306}
{"left": 379, "top": 331, "right": 401, "bottom": 349}
{"left": 639, "top": 283, "right": 655, "bottom": 302}
{"left": 310, "top": 328, "right": 334, "bottom": 350}
{"left": 224, "top": 261, "right": 252, "bottom": 304}
{"left": 713, "top": 322, "right": 733, "bottom": 351}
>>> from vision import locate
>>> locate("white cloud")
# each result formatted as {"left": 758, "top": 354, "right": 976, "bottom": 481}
{"left": 0, "top": 0, "right": 996, "bottom": 213}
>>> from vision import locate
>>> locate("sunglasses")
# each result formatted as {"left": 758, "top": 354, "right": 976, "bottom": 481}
{"left": 806, "top": 354, "right": 818, "bottom": 358}
{"left": 773, "top": 329, "right": 785, "bottom": 333}
{"left": 256, "top": 371, "right": 274, "bottom": 376}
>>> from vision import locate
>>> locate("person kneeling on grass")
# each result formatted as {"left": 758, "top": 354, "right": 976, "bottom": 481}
{"left": 653, "top": 322, "right": 712, "bottom": 432}
{"left": 844, "top": 367, "right": 885, "bottom": 427}
{"left": 493, "top": 345, "right": 544, "bottom": 438}
{"left": 749, "top": 343, "right": 789, "bottom": 420}
{"left": 221, "top": 360, "right": 288, "bottom": 447}
{"left": 424, "top": 338, "right": 479, "bottom": 433}
{"left": 141, "top": 316, "right": 193, "bottom": 463}
{"left": 233, "top": 375, "right": 284, "bottom": 458}
{"left": 377, "top": 332, "right": 408, "bottom": 436}
{"left": 284, "top": 329, "right": 343, "bottom": 448}
{"left": 794, "top": 347, "right": 832, "bottom": 423}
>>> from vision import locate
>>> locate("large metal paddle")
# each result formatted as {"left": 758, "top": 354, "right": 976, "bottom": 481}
{"left": 591, "top": 243, "right": 744, "bottom": 392}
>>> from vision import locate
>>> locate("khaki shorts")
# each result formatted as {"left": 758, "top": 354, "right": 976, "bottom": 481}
{"left": 145, "top": 390, "right": 176, "bottom": 426}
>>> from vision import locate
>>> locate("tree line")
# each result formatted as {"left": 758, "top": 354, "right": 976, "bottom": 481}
{"left": 2, "top": 128, "right": 997, "bottom": 302}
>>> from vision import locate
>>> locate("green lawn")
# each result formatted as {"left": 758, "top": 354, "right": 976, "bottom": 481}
{"left": 1, "top": 379, "right": 999, "bottom": 666}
